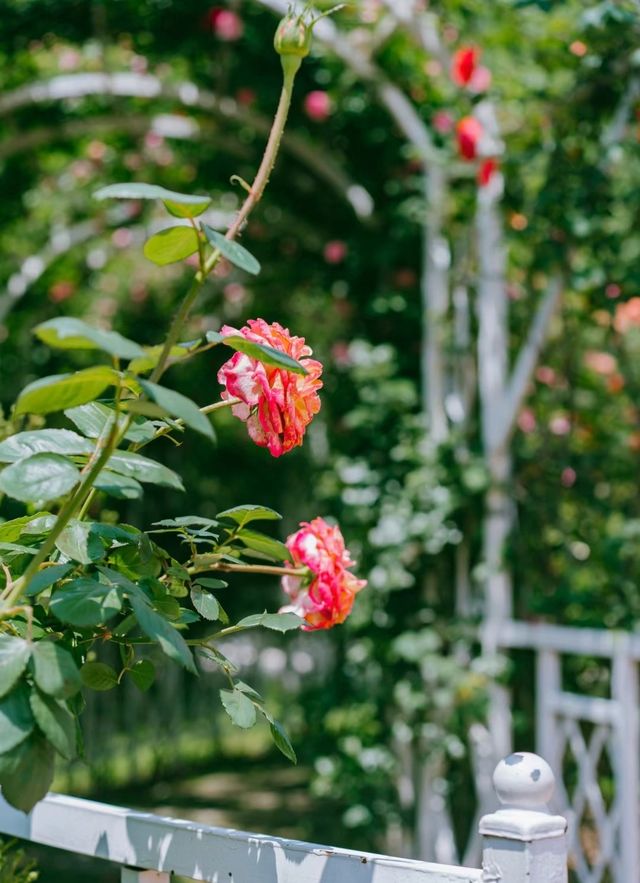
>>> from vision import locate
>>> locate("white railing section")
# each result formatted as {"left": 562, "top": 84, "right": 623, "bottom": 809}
{"left": 500, "top": 620, "right": 640, "bottom": 883}
{"left": 0, "top": 752, "right": 568, "bottom": 883}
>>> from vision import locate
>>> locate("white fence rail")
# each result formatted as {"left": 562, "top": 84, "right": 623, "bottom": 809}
{"left": 0, "top": 752, "right": 567, "bottom": 883}
{"left": 499, "top": 620, "right": 640, "bottom": 883}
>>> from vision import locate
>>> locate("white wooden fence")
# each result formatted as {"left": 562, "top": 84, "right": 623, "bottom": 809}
{"left": 0, "top": 752, "right": 567, "bottom": 883}
{"left": 500, "top": 620, "right": 640, "bottom": 883}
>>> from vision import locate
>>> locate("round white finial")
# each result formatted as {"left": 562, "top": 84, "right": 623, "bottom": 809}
{"left": 493, "top": 752, "right": 555, "bottom": 809}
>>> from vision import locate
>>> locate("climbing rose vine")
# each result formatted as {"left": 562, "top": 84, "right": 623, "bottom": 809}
{"left": 0, "top": 7, "right": 363, "bottom": 814}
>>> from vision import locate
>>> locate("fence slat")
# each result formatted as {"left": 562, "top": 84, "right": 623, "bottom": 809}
{"left": 0, "top": 792, "right": 481, "bottom": 883}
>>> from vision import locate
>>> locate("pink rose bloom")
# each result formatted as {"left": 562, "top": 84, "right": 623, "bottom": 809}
{"left": 218, "top": 319, "right": 323, "bottom": 457}
{"left": 209, "top": 8, "right": 243, "bottom": 41}
{"left": 304, "top": 90, "right": 332, "bottom": 122}
{"left": 323, "top": 240, "right": 348, "bottom": 264}
{"left": 280, "top": 517, "right": 366, "bottom": 630}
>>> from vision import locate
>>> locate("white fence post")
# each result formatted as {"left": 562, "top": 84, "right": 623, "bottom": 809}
{"left": 479, "top": 751, "right": 568, "bottom": 883}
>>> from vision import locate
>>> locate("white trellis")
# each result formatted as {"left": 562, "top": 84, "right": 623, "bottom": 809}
{"left": 0, "top": 752, "right": 568, "bottom": 883}
{"left": 499, "top": 620, "right": 640, "bottom": 883}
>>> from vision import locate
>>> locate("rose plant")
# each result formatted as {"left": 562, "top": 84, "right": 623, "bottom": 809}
{"left": 0, "top": 5, "right": 363, "bottom": 813}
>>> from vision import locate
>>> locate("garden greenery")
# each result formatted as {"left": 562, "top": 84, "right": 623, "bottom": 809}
{"left": 0, "top": 7, "right": 364, "bottom": 812}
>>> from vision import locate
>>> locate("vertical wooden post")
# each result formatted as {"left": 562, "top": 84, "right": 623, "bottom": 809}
{"left": 536, "top": 648, "right": 562, "bottom": 772}
{"left": 479, "top": 752, "right": 568, "bottom": 883}
{"left": 121, "top": 869, "right": 170, "bottom": 883}
{"left": 611, "top": 638, "right": 640, "bottom": 880}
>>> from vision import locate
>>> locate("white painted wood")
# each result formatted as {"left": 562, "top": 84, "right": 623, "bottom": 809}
{"left": 480, "top": 752, "right": 568, "bottom": 883}
{"left": 611, "top": 641, "right": 640, "bottom": 881}
{"left": 499, "top": 619, "right": 640, "bottom": 659}
{"left": 0, "top": 792, "right": 482, "bottom": 883}
{"left": 536, "top": 648, "right": 561, "bottom": 774}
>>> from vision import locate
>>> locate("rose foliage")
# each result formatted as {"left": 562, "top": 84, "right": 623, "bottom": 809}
{"left": 0, "top": 10, "right": 364, "bottom": 813}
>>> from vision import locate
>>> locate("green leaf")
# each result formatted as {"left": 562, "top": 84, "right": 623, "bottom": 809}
{"left": 0, "top": 734, "right": 55, "bottom": 812}
{"left": 190, "top": 585, "right": 220, "bottom": 621}
{"left": 0, "top": 453, "right": 80, "bottom": 503}
{"left": 25, "top": 564, "right": 73, "bottom": 598}
{"left": 34, "top": 317, "right": 145, "bottom": 361}
{"left": 0, "top": 542, "right": 37, "bottom": 559}
{"left": 137, "top": 379, "right": 214, "bottom": 439}
{"left": 203, "top": 225, "right": 261, "bottom": 275}
{"left": 29, "top": 690, "right": 76, "bottom": 759}
{"left": 217, "top": 505, "right": 282, "bottom": 527}
{"left": 143, "top": 226, "right": 200, "bottom": 265}
{"left": 236, "top": 612, "right": 303, "bottom": 633}
{"left": 106, "top": 450, "right": 184, "bottom": 491}
{"left": 65, "top": 401, "right": 157, "bottom": 444}
{"left": 16, "top": 367, "right": 120, "bottom": 415}
{"left": 195, "top": 577, "right": 228, "bottom": 589}
{"left": 94, "top": 470, "right": 144, "bottom": 500}
{"left": 269, "top": 720, "right": 297, "bottom": 763}
{"left": 219, "top": 688, "right": 256, "bottom": 729}
{"left": 130, "top": 595, "right": 196, "bottom": 673}
{"left": 0, "top": 637, "right": 31, "bottom": 699}
{"left": 207, "top": 332, "right": 307, "bottom": 376}
{"left": 80, "top": 661, "right": 118, "bottom": 691}
{"left": 236, "top": 529, "right": 292, "bottom": 562}
{"left": 129, "top": 343, "right": 194, "bottom": 375}
{"left": 55, "top": 520, "right": 105, "bottom": 564}
{"left": 94, "top": 183, "right": 211, "bottom": 218}
{"left": 0, "top": 513, "right": 50, "bottom": 543}
{"left": 32, "top": 641, "right": 81, "bottom": 699}
{"left": 50, "top": 579, "right": 123, "bottom": 627}
{"left": 128, "top": 659, "right": 155, "bottom": 692}
{"left": 0, "top": 684, "right": 33, "bottom": 753}
{"left": 0, "top": 429, "right": 93, "bottom": 464}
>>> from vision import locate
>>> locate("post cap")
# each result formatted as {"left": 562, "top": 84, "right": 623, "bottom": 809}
{"left": 493, "top": 752, "right": 555, "bottom": 809}
{"left": 479, "top": 752, "right": 568, "bottom": 842}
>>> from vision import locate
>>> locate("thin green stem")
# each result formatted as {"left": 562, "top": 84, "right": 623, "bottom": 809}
{"left": 189, "top": 561, "right": 308, "bottom": 578}
{"left": 7, "top": 398, "right": 125, "bottom": 604}
{"left": 149, "top": 66, "right": 298, "bottom": 385}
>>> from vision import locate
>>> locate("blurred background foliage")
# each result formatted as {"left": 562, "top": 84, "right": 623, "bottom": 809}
{"left": 1, "top": 0, "right": 640, "bottom": 872}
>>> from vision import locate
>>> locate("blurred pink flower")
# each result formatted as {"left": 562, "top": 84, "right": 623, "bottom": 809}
{"left": 549, "top": 414, "right": 571, "bottom": 436}
{"left": 58, "top": 49, "right": 81, "bottom": 71}
{"left": 584, "top": 350, "right": 617, "bottom": 376}
{"left": 280, "top": 517, "right": 366, "bottom": 630}
{"left": 304, "top": 90, "right": 332, "bottom": 122}
{"left": 614, "top": 298, "right": 640, "bottom": 333}
{"left": 209, "top": 8, "right": 243, "bottom": 41}
{"left": 468, "top": 65, "right": 491, "bottom": 94}
{"left": 536, "top": 365, "right": 557, "bottom": 386}
{"left": 218, "top": 319, "right": 323, "bottom": 457}
{"left": 561, "top": 467, "right": 576, "bottom": 488}
{"left": 456, "top": 116, "right": 483, "bottom": 160}
{"left": 605, "top": 283, "right": 621, "bottom": 299}
{"left": 323, "top": 240, "right": 348, "bottom": 264}
{"left": 518, "top": 409, "right": 537, "bottom": 434}
{"left": 433, "top": 110, "right": 455, "bottom": 134}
